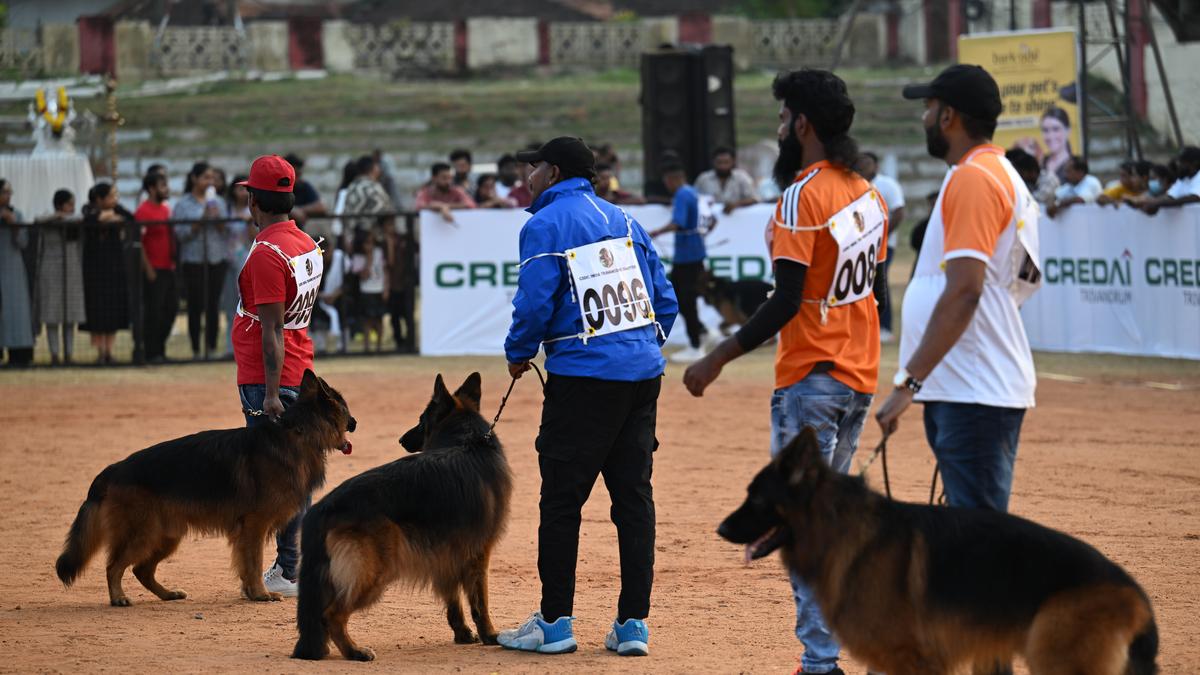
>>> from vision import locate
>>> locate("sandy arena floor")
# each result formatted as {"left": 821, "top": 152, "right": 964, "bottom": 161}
{"left": 1, "top": 352, "right": 1198, "bottom": 674}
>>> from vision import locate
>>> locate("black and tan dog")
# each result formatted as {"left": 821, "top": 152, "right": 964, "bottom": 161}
{"left": 699, "top": 270, "right": 773, "bottom": 335}
{"left": 292, "top": 372, "right": 513, "bottom": 662}
{"left": 55, "top": 370, "right": 355, "bottom": 605}
{"left": 718, "top": 428, "right": 1158, "bottom": 675}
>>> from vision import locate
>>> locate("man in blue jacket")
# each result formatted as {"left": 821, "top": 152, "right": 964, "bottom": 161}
{"left": 498, "top": 137, "right": 678, "bottom": 658}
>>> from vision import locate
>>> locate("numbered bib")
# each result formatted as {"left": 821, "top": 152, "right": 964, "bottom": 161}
{"left": 283, "top": 247, "right": 324, "bottom": 329}
{"left": 824, "top": 189, "right": 886, "bottom": 308}
{"left": 237, "top": 239, "right": 324, "bottom": 330}
{"left": 565, "top": 237, "right": 654, "bottom": 339}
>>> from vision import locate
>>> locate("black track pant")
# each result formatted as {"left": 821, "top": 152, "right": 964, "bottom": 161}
{"left": 536, "top": 374, "right": 659, "bottom": 622}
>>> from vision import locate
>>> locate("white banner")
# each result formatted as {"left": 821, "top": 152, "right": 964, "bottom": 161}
{"left": 418, "top": 204, "right": 777, "bottom": 356}
{"left": 1021, "top": 204, "right": 1200, "bottom": 360}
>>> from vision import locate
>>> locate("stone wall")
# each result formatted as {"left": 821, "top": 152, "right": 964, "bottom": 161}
{"left": 0, "top": 28, "right": 43, "bottom": 75}
{"left": 466, "top": 18, "right": 538, "bottom": 70}
{"left": 338, "top": 21, "right": 457, "bottom": 76}
{"left": 12, "top": 13, "right": 891, "bottom": 80}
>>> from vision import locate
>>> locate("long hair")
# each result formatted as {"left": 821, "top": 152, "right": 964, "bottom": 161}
{"left": 1041, "top": 106, "right": 1072, "bottom": 157}
{"left": 772, "top": 69, "right": 860, "bottom": 168}
{"left": 184, "top": 161, "right": 210, "bottom": 195}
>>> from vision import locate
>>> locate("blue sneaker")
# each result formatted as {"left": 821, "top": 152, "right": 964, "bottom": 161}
{"left": 604, "top": 618, "right": 649, "bottom": 656}
{"left": 497, "top": 611, "right": 577, "bottom": 654}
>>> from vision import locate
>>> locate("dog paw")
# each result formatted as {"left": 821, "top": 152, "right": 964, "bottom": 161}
{"left": 247, "top": 591, "right": 282, "bottom": 602}
{"left": 164, "top": 590, "right": 187, "bottom": 600}
{"left": 110, "top": 597, "right": 132, "bottom": 607}
{"left": 480, "top": 633, "right": 500, "bottom": 646}
{"left": 346, "top": 647, "right": 375, "bottom": 662}
{"left": 454, "top": 631, "right": 479, "bottom": 645}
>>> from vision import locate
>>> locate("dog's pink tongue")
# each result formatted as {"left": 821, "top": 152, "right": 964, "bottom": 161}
{"left": 744, "top": 545, "right": 754, "bottom": 565}
{"left": 341, "top": 441, "right": 353, "bottom": 455}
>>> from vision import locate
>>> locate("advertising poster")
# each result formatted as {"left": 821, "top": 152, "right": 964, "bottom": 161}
{"left": 958, "top": 29, "right": 1081, "bottom": 175}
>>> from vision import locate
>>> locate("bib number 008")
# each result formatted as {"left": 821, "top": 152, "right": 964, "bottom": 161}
{"left": 582, "top": 279, "right": 651, "bottom": 331}
{"left": 832, "top": 239, "right": 880, "bottom": 303}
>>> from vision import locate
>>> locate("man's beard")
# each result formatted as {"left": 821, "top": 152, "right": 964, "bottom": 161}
{"left": 773, "top": 131, "right": 804, "bottom": 191}
{"left": 716, "top": 169, "right": 732, "bottom": 179}
{"left": 925, "top": 120, "right": 950, "bottom": 160}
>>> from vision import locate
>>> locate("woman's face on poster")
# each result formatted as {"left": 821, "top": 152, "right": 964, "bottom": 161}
{"left": 1041, "top": 116, "right": 1069, "bottom": 156}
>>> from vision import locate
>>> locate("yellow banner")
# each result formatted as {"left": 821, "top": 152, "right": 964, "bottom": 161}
{"left": 958, "top": 29, "right": 1081, "bottom": 175}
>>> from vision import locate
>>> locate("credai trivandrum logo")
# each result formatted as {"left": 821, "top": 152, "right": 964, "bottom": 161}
{"left": 1043, "top": 250, "right": 1133, "bottom": 305}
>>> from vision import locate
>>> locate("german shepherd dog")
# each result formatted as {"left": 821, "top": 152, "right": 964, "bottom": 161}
{"left": 292, "top": 372, "right": 512, "bottom": 662}
{"left": 56, "top": 370, "right": 355, "bottom": 606}
{"left": 699, "top": 270, "right": 773, "bottom": 335}
{"left": 717, "top": 428, "right": 1158, "bottom": 675}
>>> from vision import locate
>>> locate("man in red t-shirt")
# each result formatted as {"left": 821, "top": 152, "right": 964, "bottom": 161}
{"left": 136, "top": 173, "right": 176, "bottom": 363}
{"left": 231, "top": 155, "right": 324, "bottom": 597}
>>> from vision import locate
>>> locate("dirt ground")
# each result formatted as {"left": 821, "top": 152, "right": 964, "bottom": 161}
{"left": 1, "top": 351, "right": 1198, "bottom": 674}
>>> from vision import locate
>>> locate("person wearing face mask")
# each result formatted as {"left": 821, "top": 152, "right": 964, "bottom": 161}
{"left": 694, "top": 146, "right": 760, "bottom": 214}
{"left": 1141, "top": 146, "right": 1200, "bottom": 215}
{"left": 877, "top": 65, "right": 1043, "bottom": 674}
{"left": 1147, "top": 163, "right": 1174, "bottom": 199}
{"left": 498, "top": 136, "right": 678, "bottom": 658}
{"left": 682, "top": 69, "right": 888, "bottom": 675}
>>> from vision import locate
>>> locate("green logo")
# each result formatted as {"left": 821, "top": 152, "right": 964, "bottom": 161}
{"left": 1145, "top": 258, "right": 1199, "bottom": 287}
{"left": 435, "top": 262, "right": 520, "bottom": 288}
{"left": 1043, "top": 255, "right": 1132, "bottom": 286}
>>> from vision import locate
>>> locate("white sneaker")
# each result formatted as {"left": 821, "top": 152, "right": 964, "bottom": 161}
{"left": 701, "top": 332, "right": 721, "bottom": 352}
{"left": 263, "top": 563, "right": 298, "bottom": 597}
{"left": 670, "top": 346, "right": 705, "bottom": 363}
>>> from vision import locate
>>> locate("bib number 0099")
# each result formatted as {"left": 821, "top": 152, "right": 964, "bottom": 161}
{"left": 582, "top": 279, "right": 651, "bottom": 331}
{"left": 832, "top": 239, "right": 880, "bottom": 303}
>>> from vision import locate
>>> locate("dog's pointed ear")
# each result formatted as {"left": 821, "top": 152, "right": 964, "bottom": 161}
{"left": 432, "top": 373, "right": 451, "bottom": 403}
{"left": 300, "top": 369, "right": 320, "bottom": 397}
{"left": 777, "top": 427, "right": 822, "bottom": 485}
{"left": 454, "top": 372, "right": 482, "bottom": 412}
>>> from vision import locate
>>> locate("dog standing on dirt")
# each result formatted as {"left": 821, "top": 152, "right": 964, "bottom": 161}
{"left": 699, "top": 270, "right": 773, "bottom": 335}
{"left": 55, "top": 370, "right": 355, "bottom": 606}
{"left": 292, "top": 372, "right": 513, "bottom": 662}
{"left": 717, "top": 428, "right": 1158, "bottom": 675}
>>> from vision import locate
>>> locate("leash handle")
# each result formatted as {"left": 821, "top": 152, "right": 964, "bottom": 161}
{"left": 487, "top": 362, "right": 545, "bottom": 436}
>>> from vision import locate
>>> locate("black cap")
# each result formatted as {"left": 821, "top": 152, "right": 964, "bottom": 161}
{"left": 515, "top": 136, "right": 596, "bottom": 178}
{"left": 902, "top": 64, "right": 1003, "bottom": 121}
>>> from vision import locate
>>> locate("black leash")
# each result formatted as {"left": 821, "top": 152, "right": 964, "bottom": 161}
{"left": 486, "top": 362, "right": 545, "bottom": 438}
{"left": 858, "top": 436, "right": 892, "bottom": 500}
{"left": 860, "top": 436, "right": 945, "bottom": 505}
{"left": 929, "top": 463, "right": 946, "bottom": 506}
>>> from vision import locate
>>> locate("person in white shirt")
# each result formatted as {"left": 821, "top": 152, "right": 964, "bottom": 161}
{"left": 1047, "top": 155, "right": 1102, "bottom": 218}
{"left": 854, "top": 151, "right": 905, "bottom": 342}
{"left": 693, "top": 146, "right": 760, "bottom": 214}
{"left": 1141, "top": 146, "right": 1200, "bottom": 215}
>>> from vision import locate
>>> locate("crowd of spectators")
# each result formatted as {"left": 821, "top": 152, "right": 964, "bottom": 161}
{"left": 1, "top": 138, "right": 1197, "bottom": 367}
{"left": 1005, "top": 144, "right": 1200, "bottom": 219}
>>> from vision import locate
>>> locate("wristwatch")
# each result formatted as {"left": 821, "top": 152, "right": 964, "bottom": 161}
{"left": 893, "top": 367, "right": 922, "bottom": 394}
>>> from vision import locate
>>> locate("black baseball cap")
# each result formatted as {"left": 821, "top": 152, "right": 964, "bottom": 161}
{"left": 902, "top": 64, "right": 1003, "bottom": 121}
{"left": 515, "top": 136, "right": 596, "bottom": 178}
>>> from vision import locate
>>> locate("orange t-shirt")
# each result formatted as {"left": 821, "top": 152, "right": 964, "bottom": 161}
{"left": 770, "top": 160, "right": 888, "bottom": 393}
{"left": 942, "top": 144, "right": 1015, "bottom": 262}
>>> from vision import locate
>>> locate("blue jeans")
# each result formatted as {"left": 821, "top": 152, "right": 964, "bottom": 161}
{"left": 770, "top": 373, "right": 874, "bottom": 674}
{"left": 923, "top": 401, "right": 1026, "bottom": 512}
{"left": 238, "top": 384, "right": 307, "bottom": 580}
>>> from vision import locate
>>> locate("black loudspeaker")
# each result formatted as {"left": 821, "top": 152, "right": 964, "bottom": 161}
{"left": 641, "top": 45, "right": 736, "bottom": 199}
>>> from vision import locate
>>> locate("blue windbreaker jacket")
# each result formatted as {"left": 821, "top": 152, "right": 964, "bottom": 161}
{"left": 504, "top": 178, "right": 678, "bottom": 381}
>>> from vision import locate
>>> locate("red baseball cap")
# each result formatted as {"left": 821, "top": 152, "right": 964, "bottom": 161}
{"left": 236, "top": 155, "right": 295, "bottom": 192}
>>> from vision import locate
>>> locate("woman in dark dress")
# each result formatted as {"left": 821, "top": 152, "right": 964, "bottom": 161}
{"left": 81, "top": 182, "right": 131, "bottom": 364}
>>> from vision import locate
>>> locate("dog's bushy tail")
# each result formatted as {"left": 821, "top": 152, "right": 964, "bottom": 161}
{"left": 55, "top": 472, "right": 108, "bottom": 586}
{"left": 1126, "top": 616, "right": 1159, "bottom": 675}
{"left": 292, "top": 507, "right": 332, "bottom": 660}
